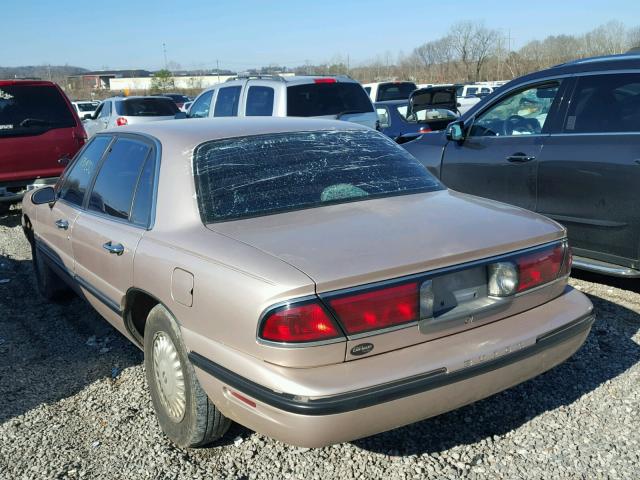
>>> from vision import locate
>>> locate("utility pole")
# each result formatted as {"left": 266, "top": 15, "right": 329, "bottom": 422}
{"left": 216, "top": 59, "right": 220, "bottom": 84}
{"left": 162, "top": 43, "right": 168, "bottom": 70}
{"left": 347, "top": 54, "right": 350, "bottom": 75}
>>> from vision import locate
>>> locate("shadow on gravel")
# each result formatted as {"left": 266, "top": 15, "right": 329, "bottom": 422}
{"left": 0, "top": 208, "right": 22, "bottom": 228}
{"left": 572, "top": 269, "right": 640, "bottom": 294}
{"left": 0, "top": 247, "right": 142, "bottom": 423}
{"left": 353, "top": 293, "right": 640, "bottom": 456}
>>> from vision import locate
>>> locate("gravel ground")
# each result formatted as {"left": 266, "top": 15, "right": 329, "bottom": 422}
{"left": 0, "top": 207, "right": 638, "bottom": 480}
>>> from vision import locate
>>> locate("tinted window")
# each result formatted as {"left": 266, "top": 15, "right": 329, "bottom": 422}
{"left": 189, "top": 90, "right": 214, "bottom": 118}
{"left": 214, "top": 86, "right": 241, "bottom": 117}
{"left": 376, "top": 107, "right": 390, "bottom": 127}
{"left": 470, "top": 83, "right": 560, "bottom": 137}
{"left": 59, "top": 136, "right": 111, "bottom": 206}
{"left": 193, "top": 130, "right": 442, "bottom": 223}
{"left": 130, "top": 155, "right": 156, "bottom": 227}
{"left": 98, "top": 101, "right": 111, "bottom": 118}
{"left": 0, "top": 84, "right": 75, "bottom": 137}
{"left": 377, "top": 82, "right": 417, "bottom": 101}
{"left": 88, "top": 138, "right": 150, "bottom": 220}
{"left": 76, "top": 103, "right": 95, "bottom": 112}
{"left": 245, "top": 86, "right": 274, "bottom": 116}
{"left": 287, "top": 82, "right": 373, "bottom": 117}
{"left": 116, "top": 98, "right": 178, "bottom": 116}
{"left": 565, "top": 73, "right": 640, "bottom": 133}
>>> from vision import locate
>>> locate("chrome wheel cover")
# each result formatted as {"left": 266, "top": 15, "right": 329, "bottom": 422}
{"left": 152, "top": 331, "right": 186, "bottom": 422}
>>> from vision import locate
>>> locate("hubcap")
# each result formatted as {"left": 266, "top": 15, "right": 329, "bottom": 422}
{"left": 152, "top": 332, "right": 186, "bottom": 422}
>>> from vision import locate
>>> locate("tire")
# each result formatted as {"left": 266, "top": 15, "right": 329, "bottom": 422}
{"left": 144, "top": 304, "right": 231, "bottom": 448}
{"left": 31, "top": 243, "right": 71, "bottom": 301}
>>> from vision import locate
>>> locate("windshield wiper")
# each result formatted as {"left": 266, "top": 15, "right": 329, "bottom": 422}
{"left": 336, "top": 110, "right": 369, "bottom": 118}
{"left": 18, "top": 118, "right": 55, "bottom": 128}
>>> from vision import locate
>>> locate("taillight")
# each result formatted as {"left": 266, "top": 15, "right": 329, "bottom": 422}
{"left": 327, "top": 282, "right": 419, "bottom": 335}
{"left": 259, "top": 302, "right": 342, "bottom": 343}
{"left": 516, "top": 244, "right": 564, "bottom": 292}
{"left": 314, "top": 78, "right": 337, "bottom": 84}
{"left": 116, "top": 117, "right": 128, "bottom": 126}
{"left": 488, "top": 242, "right": 569, "bottom": 296}
{"left": 418, "top": 127, "right": 432, "bottom": 133}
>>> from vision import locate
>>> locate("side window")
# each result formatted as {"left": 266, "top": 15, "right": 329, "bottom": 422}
{"left": 364, "top": 86, "right": 372, "bottom": 95}
{"left": 565, "top": 73, "right": 640, "bottom": 134}
{"left": 130, "top": 155, "right": 156, "bottom": 227}
{"left": 88, "top": 138, "right": 150, "bottom": 220}
{"left": 214, "top": 86, "right": 241, "bottom": 117}
{"left": 98, "top": 101, "right": 111, "bottom": 119}
{"left": 189, "top": 90, "right": 214, "bottom": 118}
{"left": 93, "top": 103, "right": 103, "bottom": 119}
{"left": 376, "top": 107, "right": 390, "bottom": 128}
{"left": 59, "top": 136, "right": 111, "bottom": 206}
{"left": 469, "top": 83, "right": 560, "bottom": 137}
{"left": 245, "top": 86, "right": 274, "bottom": 116}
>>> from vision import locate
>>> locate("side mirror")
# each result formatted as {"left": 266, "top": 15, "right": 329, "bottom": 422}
{"left": 83, "top": 114, "right": 92, "bottom": 120}
{"left": 58, "top": 155, "right": 71, "bottom": 167}
{"left": 31, "top": 186, "right": 56, "bottom": 205}
{"left": 174, "top": 112, "right": 187, "bottom": 119}
{"left": 446, "top": 122, "right": 465, "bottom": 142}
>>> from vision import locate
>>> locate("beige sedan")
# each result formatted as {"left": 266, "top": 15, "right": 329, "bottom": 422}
{"left": 21, "top": 117, "right": 594, "bottom": 448}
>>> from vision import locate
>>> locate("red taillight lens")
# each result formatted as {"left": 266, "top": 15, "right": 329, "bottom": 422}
{"left": 516, "top": 244, "right": 565, "bottom": 292}
{"left": 260, "top": 302, "right": 342, "bottom": 343}
{"left": 314, "top": 78, "right": 337, "bottom": 84}
{"left": 116, "top": 117, "right": 128, "bottom": 126}
{"left": 328, "top": 283, "right": 419, "bottom": 335}
{"left": 418, "top": 127, "right": 432, "bottom": 133}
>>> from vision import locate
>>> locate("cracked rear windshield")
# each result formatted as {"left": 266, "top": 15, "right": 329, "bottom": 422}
{"left": 193, "top": 129, "right": 443, "bottom": 223}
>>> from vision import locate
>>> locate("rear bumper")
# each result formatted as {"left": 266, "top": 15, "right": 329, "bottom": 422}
{"left": 0, "top": 177, "right": 57, "bottom": 204}
{"left": 188, "top": 288, "right": 594, "bottom": 447}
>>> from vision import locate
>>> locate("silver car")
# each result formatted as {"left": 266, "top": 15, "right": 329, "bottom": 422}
{"left": 83, "top": 96, "right": 185, "bottom": 137}
{"left": 187, "top": 74, "right": 378, "bottom": 129}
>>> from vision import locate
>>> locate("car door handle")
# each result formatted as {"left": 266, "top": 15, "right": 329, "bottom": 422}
{"left": 55, "top": 219, "right": 69, "bottom": 230}
{"left": 103, "top": 241, "right": 124, "bottom": 256}
{"left": 506, "top": 153, "right": 536, "bottom": 163}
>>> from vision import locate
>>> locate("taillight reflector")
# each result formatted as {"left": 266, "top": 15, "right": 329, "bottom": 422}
{"left": 260, "top": 302, "right": 341, "bottom": 343}
{"left": 516, "top": 244, "right": 564, "bottom": 292}
{"left": 328, "top": 283, "right": 419, "bottom": 335}
{"left": 116, "top": 117, "right": 128, "bottom": 126}
{"left": 314, "top": 78, "right": 337, "bottom": 84}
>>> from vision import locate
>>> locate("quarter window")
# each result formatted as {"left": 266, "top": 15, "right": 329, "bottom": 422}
{"left": 245, "top": 86, "right": 274, "bottom": 116}
{"left": 376, "top": 107, "right": 390, "bottom": 128}
{"left": 214, "top": 86, "right": 241, "bottom": 117}
{"left": 564, "top": 73, "right": 640, "bottom": 133}
{"left": 98, "top": 101, "right": 111, "bottom": 119}
{"left": 59, "top": 136, "right": 111, "bottom": 206}
{"left": 130, "top": 155, "right": 156, "bottom": 227}
{"left": 469, "top": 83, "right": 560, "bottom": 137}
{"left": 189, "top": 90, "right": 214, "bottom": 118}
{"left": 88, "top": 138, "right": 150, "bottom": 220}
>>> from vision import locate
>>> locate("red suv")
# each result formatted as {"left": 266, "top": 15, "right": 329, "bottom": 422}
{"left": 0, "top": 80, "right": 86, "bottom": 212}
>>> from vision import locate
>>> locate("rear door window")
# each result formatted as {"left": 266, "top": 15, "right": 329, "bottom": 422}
{"left": 376, "top": 82, "right": 417, "bottom": 101}
{"left": 287, "top": 82, "right": 373, "bottom": 117}
{"left": 564, "top": 73, "right": 640, "bottom": 133}
{"left": 98, "top": 101, "right": 111, "bottom": 119}
{"left": 189, "top": 90, "right": 214, "bottom": 118}
{"left": 87, "top": 138, "right": 150, "bottom": 220}
{"left": 214, "top": 86, "right": 241, "bottom": 117}
{"left": 117, "top": 98, "right": 178, "bottom": 116}
{"left": 376, "top": 107, "right": 390, "bottom": 127}
{"left": 59, "top": 136, "right": 112, "bottom": 206}
{"left": 245, "top": 86, "right": 274, "bottom": 116}
{"left": 130, "top": 155, "right": 156, "bottom": 227}
{"left": 0, "top": 83, "right": 76, "bottom": 137}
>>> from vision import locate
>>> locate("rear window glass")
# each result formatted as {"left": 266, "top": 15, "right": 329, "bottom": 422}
{"left": 193, "top": 130, "right": 442, "bottom": 223}
{"left": 377, "top": 82, "right": 417, "bottom": 101}
{"left": 287, "top": 82, "right": 373, "bottom": 117}
{"left": 116, "top": 98, "right": 178, "bottom": 116}
{"left": 76, "top": 103, "right": 95, "bottom": 112}
{"left": 0, "top": 84, "right": 75, "bottom": 137}
{"left": 246, "top": 86, "right": 274, "bottom": 116}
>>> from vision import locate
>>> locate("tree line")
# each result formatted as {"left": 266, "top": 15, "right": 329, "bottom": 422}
{"left": 293, "top": 20, "right": 640, "bottom": 84}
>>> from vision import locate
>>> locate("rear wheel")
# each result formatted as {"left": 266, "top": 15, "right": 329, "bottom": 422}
{"left": 144, "top": 304, "right": 231, "bottom": 447}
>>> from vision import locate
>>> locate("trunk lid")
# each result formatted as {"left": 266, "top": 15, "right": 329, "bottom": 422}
{"left": 209, "top": 189, "right": 564, "bottom": 292}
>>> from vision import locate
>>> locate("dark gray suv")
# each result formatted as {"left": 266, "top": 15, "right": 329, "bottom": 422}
{"left": 403, "top": 53, "right": 640, "bottom": 278}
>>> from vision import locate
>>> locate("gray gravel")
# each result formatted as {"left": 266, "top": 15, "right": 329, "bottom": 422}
{"left": 1, "top": 206, "right": 639, "bottom": 480}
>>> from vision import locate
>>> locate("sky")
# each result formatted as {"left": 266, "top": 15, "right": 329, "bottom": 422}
{"left": 2, "top": 0, "right": 640, "bottom": 71}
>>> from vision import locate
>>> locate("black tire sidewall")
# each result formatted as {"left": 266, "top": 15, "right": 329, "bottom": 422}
{"left": 144, "top": 305, "right": 201, "bottom": 447}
